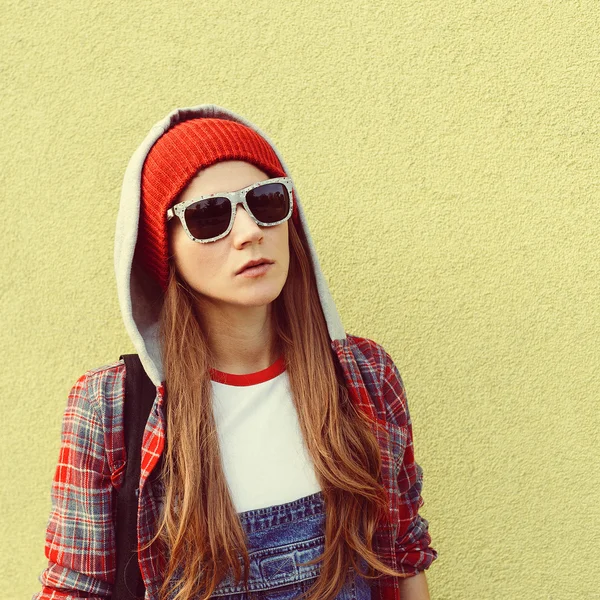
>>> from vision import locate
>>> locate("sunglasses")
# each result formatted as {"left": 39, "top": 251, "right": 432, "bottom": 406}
{"left": 166, "top": 177, "right": 294, "bottom": 243}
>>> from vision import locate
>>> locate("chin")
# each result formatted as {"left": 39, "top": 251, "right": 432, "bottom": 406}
{"left": 237, "top": 282, "right": 286, "bottom": 307}
{"left": 241, "top": 291, "right": 282, "bottom": 307}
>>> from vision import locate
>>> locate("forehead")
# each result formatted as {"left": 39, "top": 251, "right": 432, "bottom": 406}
{"left": 180, "top": 160, "right": 270, "bottom": 200}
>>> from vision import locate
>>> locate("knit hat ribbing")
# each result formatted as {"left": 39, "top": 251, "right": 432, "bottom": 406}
{"left": 136, "top": 117, "right": 296, "bottom": 291}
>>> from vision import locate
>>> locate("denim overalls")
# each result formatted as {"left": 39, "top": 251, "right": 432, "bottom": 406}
{"left": 208, "top": 490, "right": 372, "bottom": 600}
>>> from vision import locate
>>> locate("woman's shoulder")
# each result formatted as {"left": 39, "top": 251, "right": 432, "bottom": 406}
{"left": 66, "top": 358, "right": 127, "bottom": 431}
{"left": 79, "top": 358, "right": 127, "bottom": 403}
{"left": 58, "top": 358, "right": 127, "bottom": 479}
{"left": 86, "top": 357, "right": 125, "bottom": 375}
{"left": 340, "top": 333, "right": 409, "bottom": 427}
{"left": 343, "top": 333, "right": 398, "bottom": 376}
{"left": 344, "top": 332, "right": 387, "bottom": 357}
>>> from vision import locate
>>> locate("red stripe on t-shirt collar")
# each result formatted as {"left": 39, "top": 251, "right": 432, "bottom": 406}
{"left": 209, "top": 355, "right": 286, "bottom": 386}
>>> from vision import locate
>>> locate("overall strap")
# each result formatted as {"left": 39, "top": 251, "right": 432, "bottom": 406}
{"left": 114, "top": 354, "right": 157, "bottom": 600}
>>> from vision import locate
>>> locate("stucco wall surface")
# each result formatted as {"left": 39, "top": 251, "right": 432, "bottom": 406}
{"left": 2, "top": 1, "right": 598, "bottom": 599}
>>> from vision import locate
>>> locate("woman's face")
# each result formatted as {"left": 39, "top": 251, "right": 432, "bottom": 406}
{"left": 168, "top": 160, "right": 290, "bottom": 311}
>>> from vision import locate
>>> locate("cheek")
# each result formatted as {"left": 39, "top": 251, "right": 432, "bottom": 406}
{"left": 282, "top": 225, "right": 291, "bottom": 261}
{"left": 185, "top": 246, "right": 230, "bottom": 286}
{"left": 276, "top": 222, "right": 290, "bottom": 249}
{"left": 170, "top": 230, "right": 191, "bottom": 273}
{"left": 170, "top": 229, "right": 210, "bottom": 279}
{"left": 168, "top": 222, "right": 186, "bottom": 256}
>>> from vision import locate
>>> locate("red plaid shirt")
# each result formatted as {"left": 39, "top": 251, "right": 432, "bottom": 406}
{"left": 34, "top": 334, "right": 437, "bottom": 600}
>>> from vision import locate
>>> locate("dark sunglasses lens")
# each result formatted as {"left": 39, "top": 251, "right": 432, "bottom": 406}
{"left": 184, "top": 197, "right": 231, "bottom": 240}
{"left": 246, "top": 183, "right": 290, "bottom": 224}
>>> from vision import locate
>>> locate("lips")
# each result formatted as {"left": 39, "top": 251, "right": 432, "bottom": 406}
{"left": 236, "top": 258, "right": 274, "bottom": 275}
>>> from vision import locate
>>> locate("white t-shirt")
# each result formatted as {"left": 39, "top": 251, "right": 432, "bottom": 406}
{"left": 210, "top": 356, "right": 322, "bottom": 513}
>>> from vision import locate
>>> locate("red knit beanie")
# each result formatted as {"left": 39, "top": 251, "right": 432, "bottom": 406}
{"left": 135, "top": 117, "right": 298, "bottom": 292}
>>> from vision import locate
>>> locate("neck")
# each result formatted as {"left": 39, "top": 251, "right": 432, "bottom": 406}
{"left": 200, "top": 301, "right": 279, "bottom": 374}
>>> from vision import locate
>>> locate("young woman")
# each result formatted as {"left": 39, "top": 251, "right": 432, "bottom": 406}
{"left": 34, "top": 105, "right": 437, "bottom": 600}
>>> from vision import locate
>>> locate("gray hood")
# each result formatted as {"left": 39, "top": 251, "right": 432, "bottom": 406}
{"left": 114, "top": 104, "right": 346, "bottom": 387}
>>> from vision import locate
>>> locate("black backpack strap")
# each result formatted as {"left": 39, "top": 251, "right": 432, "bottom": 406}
{"left": 113, "top": 353, "right": 158, "bottom": 600}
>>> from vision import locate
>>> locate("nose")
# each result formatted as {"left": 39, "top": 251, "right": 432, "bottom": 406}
{"left": 231, "top": 205, "right": 263, "bottom": 246}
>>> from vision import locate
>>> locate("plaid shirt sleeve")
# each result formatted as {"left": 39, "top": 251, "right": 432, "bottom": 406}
{"left": 381, "top": 351, "right": 438, "bottom": 576}
{"left": 33, "top": 372, "right": 116, "bottom": 599}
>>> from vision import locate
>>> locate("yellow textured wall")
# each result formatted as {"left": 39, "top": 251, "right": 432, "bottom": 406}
{"left": 2, "top": 1, "right": 598, "bottom": 598}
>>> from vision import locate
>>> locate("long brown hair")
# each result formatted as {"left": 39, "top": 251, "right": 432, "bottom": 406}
{"left": 148, "top": 217, "right": 406, "bottom": 600}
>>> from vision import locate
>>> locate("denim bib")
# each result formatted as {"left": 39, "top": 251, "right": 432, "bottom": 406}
{"left": 209, "top": 491, "right": 372, "bottom": 600}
